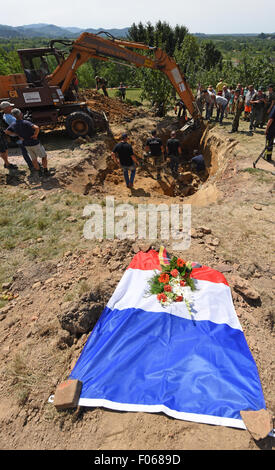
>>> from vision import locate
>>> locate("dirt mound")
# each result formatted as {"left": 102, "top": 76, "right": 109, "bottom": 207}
{"left": 79, "top": 89, "right": 143, "bottom": 124}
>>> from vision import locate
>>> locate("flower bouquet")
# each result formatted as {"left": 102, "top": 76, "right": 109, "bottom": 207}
{"left": 147, "top": 256, "right": 196, "bottom": 314}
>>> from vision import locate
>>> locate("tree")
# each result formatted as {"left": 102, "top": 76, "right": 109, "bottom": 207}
{"left": 128, "top": 21, "right": 188, "bottom": 56}
{"left": 174, "top": 34, "right": 201, "bottom": 87}
{"left": 138, "top": 67, "right": 174, "bottom": 112}
{"left": 200, "top": 41, "right": 223, "bottom": 70}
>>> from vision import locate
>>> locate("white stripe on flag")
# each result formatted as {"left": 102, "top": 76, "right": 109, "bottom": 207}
{"left": 107, "top": 268, "right": 242, "bottom": 331}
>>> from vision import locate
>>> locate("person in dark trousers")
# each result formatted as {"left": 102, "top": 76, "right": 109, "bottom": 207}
{"left": 118, "top": 83, "right": 126, "bottom": 101}
{"left": 111, "top": 133, "right": 139, "bottom": 188}
{"left": 249, "top": 87, "right": 267, "bottom": 131}
{"left": 264, "top": 104, "right": 275, "bottom": 162}
{"left": 166, "top": 130, "right": 182, "bottom": 177}
{"left": 191, "top": 150, "right": 206, "bottom": 173}
{"left": 262, "top": 84, "right": 275, "bottom": 127}
{"left": 229, "top": 89, "right": 244, "bottom": 133}
{"left": 95, "top": 76, "right": 109, "bottom": 97}
{"left": 0, "top": 127, "right": 18, "bottom": 170}
{"left": 145, "top": 129, "right": 164, "bottom": 180}
{"left": 0, "top": 101, "right": 34, "bottom": 173}
{"left": 174, "top": 100, "right": 186, "bottom": 119}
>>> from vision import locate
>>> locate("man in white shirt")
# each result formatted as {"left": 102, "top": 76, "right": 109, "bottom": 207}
{"left": 203, "top": 90, "right": 215, "bottom": 121}
{"left": 215, "top": 95, "right": 228, "bottom": 124}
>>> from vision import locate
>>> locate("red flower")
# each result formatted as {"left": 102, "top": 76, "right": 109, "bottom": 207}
{"left": 164, "top": 284, "right": 172, "bottom": 292}
{"left": 170, "top": 269, "right": 179, "bottom": 277}
{"left": 157, "top": 293, "right": 167, "bottom": 302}
{"left": 177, "top": 258, "right": 186, "bottom": 267}
{"left": 158, "top": 273, "right": 170, "bottom": 284}
{"left": 175, "top": 296, "right": 183, "bottom": 302}
{"left": 180, "top": 280, "right": 185, "bottom": 287}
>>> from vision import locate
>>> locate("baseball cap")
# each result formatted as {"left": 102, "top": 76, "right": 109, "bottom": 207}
{"left": 0, "top": 101, "right": 14, "bottom": 110}
{"left": 121, "top": 132, "right": 128, "bottom": 139}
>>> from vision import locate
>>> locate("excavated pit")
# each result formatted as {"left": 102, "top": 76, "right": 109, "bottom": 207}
{"left": 54, "top": 89, "right": 240, "bottom": 206}
{"left": 57, "top": 118, "right": 238, "bottom": 207}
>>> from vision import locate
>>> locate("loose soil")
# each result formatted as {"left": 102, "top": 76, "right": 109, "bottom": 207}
{"left": 0, "top": 93, "right": 274, "bottom": 451}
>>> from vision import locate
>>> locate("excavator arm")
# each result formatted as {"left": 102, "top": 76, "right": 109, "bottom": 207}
{"left": 47, "top": 32, "right": 201, "bottom": 120}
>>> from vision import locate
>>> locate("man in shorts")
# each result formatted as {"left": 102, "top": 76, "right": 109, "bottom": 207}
{"left": 5, "top": 108, "right": 50, "bottom": 177}
{"left": 111, "top": 132, "right": 139, "bottom": 188}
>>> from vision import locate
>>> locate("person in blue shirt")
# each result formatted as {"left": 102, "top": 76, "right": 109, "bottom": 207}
{"left": 0, "top": 101, "right": 34, "bottom": 173}
{"left": 191, "top": 150, "right": 206, "bottom": 173}
{"left": 5, "top": 108, "right": 49, "bottom": 177}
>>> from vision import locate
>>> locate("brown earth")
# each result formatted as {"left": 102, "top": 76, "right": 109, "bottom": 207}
{"left": 0, "top": 94, "right": 274, "bottom": 451}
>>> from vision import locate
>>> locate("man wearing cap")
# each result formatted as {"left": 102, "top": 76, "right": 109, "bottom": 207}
{"left": 0, "top": 101, "right": 34, "bottom": 173}
{"left": 5, "top": 108, "right": 50, "bottom": 177}
{"left": 229, "top": 89, "right": 244, "bottom": 133}
{"left": 111, "top": 132, "right": 139, "bottom": 188}
{"left": 249, "top": 87, "right": 267, "bottom": 132}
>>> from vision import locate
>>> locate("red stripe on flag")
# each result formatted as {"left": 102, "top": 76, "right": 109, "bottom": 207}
{"left": 127, "top": 250, "right": 161, "bottom": 271}
{"left": 127, "top": 250, "right": 229, "bottom": 286}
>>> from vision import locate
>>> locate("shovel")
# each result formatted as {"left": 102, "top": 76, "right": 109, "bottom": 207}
{"left": 253, "top": 143, "right": 268, "bottom": 168}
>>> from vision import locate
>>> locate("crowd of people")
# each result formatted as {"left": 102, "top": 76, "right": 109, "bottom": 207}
{"left": 195, "top": 81, "right": 275, "bottom": 161}
{"left": 1, "top": 78, "right": 274, "bottom": 187}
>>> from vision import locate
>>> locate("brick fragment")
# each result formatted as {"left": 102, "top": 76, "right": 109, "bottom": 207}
{"left": 240, "top": 409, "right": 273, "bottom": 440}
{"left": 53, "top": 379, "right": 82, "bottom": 410}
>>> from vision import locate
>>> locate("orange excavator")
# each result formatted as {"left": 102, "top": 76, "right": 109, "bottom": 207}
{"left": 0, "top": 31, "right": 202, "bottom": 138}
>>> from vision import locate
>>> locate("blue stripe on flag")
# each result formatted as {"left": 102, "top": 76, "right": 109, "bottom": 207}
{"left": 70, "top": 306, "right": 265, "bottom": 422}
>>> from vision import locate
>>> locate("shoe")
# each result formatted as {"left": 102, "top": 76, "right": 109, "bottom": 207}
{"left": 4, "top": 163, "right": 18, "bottom": 170}
{"left": 228, "top": 130, "right": 236, "bottom": 133}
{"left": 43, "top": 168, "right": 50, "bottom": 177}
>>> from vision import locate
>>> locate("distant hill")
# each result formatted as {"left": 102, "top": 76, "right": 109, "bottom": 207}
{"left": 0, "top": 23, "right": 129, "bottom": 39}
{"left": 1, "top": 24, "right": 274, "bottom": 41}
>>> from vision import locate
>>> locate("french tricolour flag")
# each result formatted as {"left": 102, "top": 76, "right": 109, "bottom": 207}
{"left": 70, "top": 250, "right": 265, "bottom": 429}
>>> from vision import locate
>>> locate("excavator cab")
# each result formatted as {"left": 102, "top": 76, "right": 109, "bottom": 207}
{"left": 17, "top": 48, "right": 60, "bottom": 86}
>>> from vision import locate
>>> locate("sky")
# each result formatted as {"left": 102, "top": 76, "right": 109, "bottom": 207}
{"left": 2, "top": 0, "right": 275, "bottom": 34}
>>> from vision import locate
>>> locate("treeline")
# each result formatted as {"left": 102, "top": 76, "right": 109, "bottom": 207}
{"left": 0, "top": 23, "right": 274, "bottom": 109}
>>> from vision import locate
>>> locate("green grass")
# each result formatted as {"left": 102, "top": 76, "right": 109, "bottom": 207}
{"left": 241, "top": 167, "right": 274, "bottom": 183}
{"left": 0, "top": 188, "right": 97, "bottom": 285}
